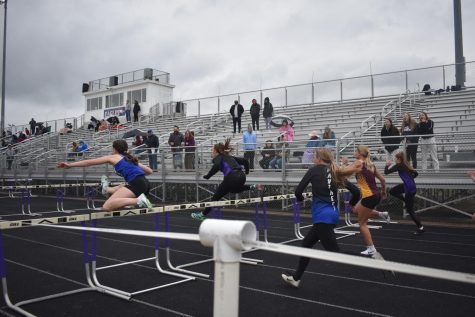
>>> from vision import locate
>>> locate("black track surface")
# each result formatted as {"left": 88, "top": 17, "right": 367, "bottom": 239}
{"left": 0, "top": 196, "right": 474, "bottom": 317}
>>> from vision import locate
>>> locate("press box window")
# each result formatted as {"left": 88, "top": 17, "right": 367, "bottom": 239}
{"left": 105, "top": 92, "right": 124, "bottom": 108}
{"left": 127, "top": 88, "right": 147, "bottom": 104}
{"left": 87, "top": 97, "right": 103, "bottom": 111}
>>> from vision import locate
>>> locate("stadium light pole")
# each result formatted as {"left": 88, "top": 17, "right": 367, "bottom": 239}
{"left": 453, "top": 0, "right": 465, "bottom": 87}
{"left": 0, "top": 0, "right": 7, "bottom": 135}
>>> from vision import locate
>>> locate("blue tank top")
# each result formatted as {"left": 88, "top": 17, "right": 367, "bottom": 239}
{"left": 114, "top": 156, "right": 145, "bottom": 183}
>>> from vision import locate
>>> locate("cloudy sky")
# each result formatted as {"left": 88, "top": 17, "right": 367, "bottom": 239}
{"left": 1, "top": 0, "right": 474, "bottom": 125}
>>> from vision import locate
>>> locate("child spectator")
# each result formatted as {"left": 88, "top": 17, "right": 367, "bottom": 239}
{"left": 259, "top": 140, "right": 275, "bottom": 169}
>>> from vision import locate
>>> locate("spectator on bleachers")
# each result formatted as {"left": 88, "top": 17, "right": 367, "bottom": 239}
{"left": 302, "top": 131, "right": 322, "bottom": 166}
{"left": 263, "top": 97, "right": 273, "bottom": 130}
{"left": 5, "top": 144, "right": 15, "bottom": 170}
{"left": 168, "top": 125, "right": 184, "bottom": 170}
{"left": 17, "top": 132, "right": 26, "bottom": 143}
{"left": 11, "top": 134, "right": 18, "bottom": 144}
{"left": 270, "top": 137, "right": 289, "bottom": 170}
{"left": 132, "top": 135, "right": 145, "bottom": 154}
{"left": 184, "top": 130, "right": 196, "bottom": 170}
{"left": 422, "top": 84, "right": 431, "bottom": 96}
{"left": 322, "top": 126, "right": 336, "bottom": 147}
{"left": 77, "top": 140, "right": 89, "bottom": 153}
{"left": 250, "top": 99, "right": 261, "bottom": 131}
{"left": 416, "top": 112, "right": 439, "bottom": 171}
{"left": 400, "top": 112, "right": 418, "bottom": 168}
{"left": 259, "top": 140, "right": 275, "bottom": 169}
{"left": 68, "top": 142, "right": 79, "bottom": 159}
{"left": 125, "top": 99, "right": 132, "bottom": 123}
{"left": 29, "top": 118, "right": 36, "bottom": 135}
{"left": 98, "top": 119, "right": 109, "bottom": 132}
{"left": 279, "top": 119, "right": 294, "bottom": 142}
{"left": 59, "top": 124, "right": 72, "bottom": 135}
{"left": 381, "top": 118, "right": 400, "bottom": 161}
{"left": 230, "top": 100, "right": 244, "bottom": 134}
{"left": 145, "top": 129, "right": 159, "bottom": 171}
{"left": 243, "top": 124, "right": 257, "bottom": 170}
{"left": 24, "top": 127, "right": 30, "bottom": 137}
{"left": 133, "top": 100, "right": 141, "bottom": 122}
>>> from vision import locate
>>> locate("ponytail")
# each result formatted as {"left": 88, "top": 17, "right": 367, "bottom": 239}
{"left": 112, "top": 139, "right": 139, "bottom": 165}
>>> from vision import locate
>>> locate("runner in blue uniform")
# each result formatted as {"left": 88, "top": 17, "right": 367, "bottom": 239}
{"left": 57, "top": 139, "right": 153, "bottom": 211}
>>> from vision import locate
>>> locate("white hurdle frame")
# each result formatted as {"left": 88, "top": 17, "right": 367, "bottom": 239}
{"left": 9, "top": 219, "right": 475, "bottom": 317}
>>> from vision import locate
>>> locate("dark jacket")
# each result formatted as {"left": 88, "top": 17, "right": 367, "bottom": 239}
{"left": 168, "top": 131, "right": 184, "bottom": 152}
{"left": 381, "top": 126, "right": 401, "bottom": 153}
{"left": 204, "top": 154, "right": 249, "bottom": 178}
{"left": 145, "top": 134, "right": 159, "bottom": 153}
{"left": 29, "top": 119, "right": 36, "bottom": 128}
{"left": 260, "top": 147, "right": 275, "bottom": 161}
{"left": 416, "top": 120, "right": 435, "bottom": 139}
{"left": 263, "top": 99, "right": 273, "bottom": 118}
{"left": 230, "top": 104, "right": 244, "bottom": 118}
{"left": 401, "top": 124, "right": 418, "bottom": 144}
{"left": 250, "top": 103, "right": 261, "bottom": 117}
{"left": 184, "top": 137, "right": 196, "bottom": 153}
{"left": 133, "top": 102, "right": 141, "bottom": 114}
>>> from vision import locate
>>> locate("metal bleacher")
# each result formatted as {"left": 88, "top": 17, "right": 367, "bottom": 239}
{"left": 1, "top": 83, "right": 475, "bottom": 219}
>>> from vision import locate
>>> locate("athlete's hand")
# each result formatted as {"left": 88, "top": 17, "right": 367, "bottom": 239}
{"left": 57, "top": 162, "right": 71, "bottom": 169}
{"left": 386, "top": 160, "right": 392, "bottom": 166}
{"left": 340, "top": 156, "right": 349, "bottom": 165}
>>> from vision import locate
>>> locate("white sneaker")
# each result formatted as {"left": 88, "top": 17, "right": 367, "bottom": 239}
{"left": 281, "top": 273, "right": 300, "bottom": 288}
{"left": 360, "top": 248, "right": 376, "bottom": 256}
{"left": 379, "top": 211, "right": 391, "bottom": 224}
{"left": 137, "top": 194, "right": 153, "bottom": 210}
{"left": 101, "top": 175, "right": 110, "bottom": 196}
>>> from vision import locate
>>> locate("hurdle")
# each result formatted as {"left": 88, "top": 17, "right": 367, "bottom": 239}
{"left": 88, "top": 215, "right": 196, "bottom": 298}
{"left": 1, "top": 196, "right": 475, "bottom": 317}
{"left": 7, "top": 219, "right": 475, "bottom": 317}
{"left": 0, "top": 219, "right": 110, "bottom": 317}
{"left": 0, "top": 182, "right": 104, "bottom": 216}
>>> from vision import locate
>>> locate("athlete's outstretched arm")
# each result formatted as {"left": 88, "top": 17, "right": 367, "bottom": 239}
{"left": 57, "top": 156, "right": 113, "bottom": 168}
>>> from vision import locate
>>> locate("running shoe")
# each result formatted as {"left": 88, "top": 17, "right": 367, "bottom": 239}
{"left": 101, "top": 175, "right": 110, "bottom": 196}
{"left": 137, "top": 194, "right": 153, "bottom": 210}
{"left": 191, "top": 211, "right": 206, "bottom": 221}
{"left": 360, "top": 248, "right": 376, "bottom": 256}
{"left": 413, "top": 226, "right": 425, "bottom": 235}
{"left": 379, "top": 211, "right": 391, "bottom": 224}
{"left": 281, "top": 273, "right": 300, "bottom": 288}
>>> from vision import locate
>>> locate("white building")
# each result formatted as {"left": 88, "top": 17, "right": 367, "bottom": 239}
{"left": 82, "top": 68, "right": 177, "bottom": 122}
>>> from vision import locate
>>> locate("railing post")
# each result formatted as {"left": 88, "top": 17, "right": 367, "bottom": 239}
{"left": 260, "top": 90, "right": 263, "bottom": 108}
{"left": 442, "top": 65, "right": 446, "bottom": 89}
{"left": 371, "top": 75, "right": 374, "bottom": 99}
{"left": 198, "top": 100, "right": 201, "bottom": 117}
{"left": 284, "top": 88, "right": 288, "bottom": 107}
{"left": 217, "top": 97, "right": 220, "bottom": 114}
{"left": 340, "top": 80, "right": 343, "bottom": 103}
{"left": 405, "top": 71, "right": 408, "bottom": 92}
{"left": 311, "top": 83, "right": 315, "bottom": 104}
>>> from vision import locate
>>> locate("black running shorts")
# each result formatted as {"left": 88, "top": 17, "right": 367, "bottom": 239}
{"left": 125, "top": 175, "right": 150, "bottom": 197}
{"left": 361, "top": 194, "right": 381, "bottom": 209}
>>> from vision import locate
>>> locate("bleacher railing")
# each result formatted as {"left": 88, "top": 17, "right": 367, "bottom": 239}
{"left": 180, "top": 61, "right": 474, "bottom": 117}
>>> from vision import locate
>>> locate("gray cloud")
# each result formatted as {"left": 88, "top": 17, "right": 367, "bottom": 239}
{"left": 0, "top": 0, "right": 473, "bottom": 125}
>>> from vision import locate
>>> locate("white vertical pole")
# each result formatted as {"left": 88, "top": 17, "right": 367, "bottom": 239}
{"left": 213, "top": 261, "right": 240, "bottom": 317}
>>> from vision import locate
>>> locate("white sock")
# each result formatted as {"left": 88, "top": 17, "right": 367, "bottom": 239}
{"left": 368, "top": 245, "right": 376, "bottom": 252}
